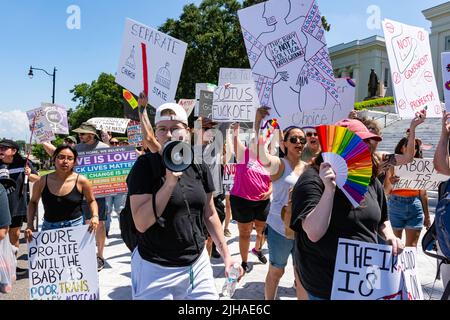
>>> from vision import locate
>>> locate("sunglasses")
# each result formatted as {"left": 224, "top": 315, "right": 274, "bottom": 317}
{"left": 110, "top": 141, "right": 119, "bottom": 146}
{"left": 306, "top": 132, "right": 318, "bottom": 138}
{"left": 288, "top": 136, "right": 307, "bottom": 145}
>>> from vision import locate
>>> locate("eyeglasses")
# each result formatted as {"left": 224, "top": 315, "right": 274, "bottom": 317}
{"left": 306, "top": 132, "right": 318, "bottom": 138}
{"left": 156, "top": 126, "right": 187, "bottom": 135}
{"left": 56, "top": 155, "right": 75, "bottom": 161}
{"left": 288, "top": 136, "right": 307, "bottom": 145}
{"left": 110, "top": 141, "right": 119, "bottom": 146}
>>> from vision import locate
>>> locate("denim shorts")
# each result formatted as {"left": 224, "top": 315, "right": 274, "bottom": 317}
{"left": 267, "top": 225, "right": 294, "bottom": 269}
{"left": 388, "top": 195, "right": 424, "bottom": 230}
{"left": 41, "top": 216, "right": 84, "bottom": 231}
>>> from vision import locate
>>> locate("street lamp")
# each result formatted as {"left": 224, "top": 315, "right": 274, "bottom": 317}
{"left": 28, "top": 66, "right": 57, "bottom": 104}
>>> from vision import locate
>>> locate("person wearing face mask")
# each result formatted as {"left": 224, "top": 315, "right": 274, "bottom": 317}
{"left": 127, "top": 103, "right": 241, "bottom": 300}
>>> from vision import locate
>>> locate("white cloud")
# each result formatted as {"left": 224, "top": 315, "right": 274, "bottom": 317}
{"left": 0, "top": 110, "right": 30, "bottom": 141}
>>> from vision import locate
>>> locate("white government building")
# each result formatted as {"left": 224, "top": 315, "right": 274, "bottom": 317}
{"left": 330, "top": 1, "right": 450, "bottom": 102}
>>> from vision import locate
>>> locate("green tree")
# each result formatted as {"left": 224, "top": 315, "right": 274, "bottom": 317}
{"left": 68, "top": 73, "right": 122, "bottom": 130}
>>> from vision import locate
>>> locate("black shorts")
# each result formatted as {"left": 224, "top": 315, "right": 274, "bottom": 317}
{"left": 82, "top": 198, "right": 107, "bottom": 221}
{"left": 230, "top": 195, "right": 269, "bottom": 224}
{"left": 213, "top": 195, "right": 226, "bottom": 223}
{"left": 10, "top": 215, "right": 26, "bottom": 228}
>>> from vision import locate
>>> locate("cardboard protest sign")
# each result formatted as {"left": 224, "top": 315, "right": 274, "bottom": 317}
{"left": 441, "top": 52, "right": 450, "bottom": 112}
{"left": 334, "top": 78, "right": 356, "bottom": 122}
{"left": 75, "top": 147, "right": 137, "bottom": 197}
{"left": 26, "top": 107, "right": 56, "bottom": 143}
{"left": 219, "top": 68, "right": 254, "bottom": 86}
{"left": 212, "top": 84, "right": 258, "bottom": 122}
{"left": 195, "top": 83, "right": 216, "bottom": 117}
{"left": 238, "top": 0, "right": 340, "bottom": 129}
{"left": 41, "top": 103, "right": 69, "bottom": 135}
{"left": 198, "top": 90, "right": 214, "bottom": 118}
{"left": 87, "top": 118, "right": 131, "bottom": 134}
{"left": 116, "top": 18, "right": 187, "bottom": 108}
{"left": 127, "top": 120, "right": 143, "bottom": 147}
{"left": 383, "top": 19, "right": 442, "bottom": 118}
{"left": 331, "top": 239, "right": 423, "bottom": 300}
{"left": 178, "top": 99, "right": 196, "bottom": 117}
{"left": 393, "top": 158, "right": 448, "bottom": 191}
{"left": 28, "top": 225, "right": 98, "bottom": 300}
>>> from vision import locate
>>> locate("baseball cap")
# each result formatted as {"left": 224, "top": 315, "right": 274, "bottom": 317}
{"left": 335, "top": 119, "right": 382, "bottom": 142}
{"left": 64, "top": 136, "right": 77, "bottom": 144}
{"left": 0, "top": 139, "right": 20, "bottom": 150}
{"left": 72, "top": 122, "right": 99, "bottom": 138}
{"left": 155, "top": 103, "right": 188, "bottom": 126}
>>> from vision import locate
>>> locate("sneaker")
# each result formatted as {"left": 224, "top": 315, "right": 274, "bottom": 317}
{"left": 251, "top": 248, "right": 268, "bottom": 264}
{"left": 224, "top": 228, "right": 231, "bottom": 237}
{"left": 241, "top": 261, "right": 253, "bottom": 274}
{"left": 97, "top": 256, "right": 105, "bottom": 271}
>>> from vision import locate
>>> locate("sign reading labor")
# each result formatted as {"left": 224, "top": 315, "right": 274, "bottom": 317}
{"left": 87, "top": 118, "right": 131, "bottom": 134}
{"left": 75, "top": 147, "right": 137, "bottom": 197}
{"left": 393, "top": 158, "right": 448, "bottom": 191}
{"left": 238, "top": 0, "right": 340, "bottom": 129}
{"left": 383, "top": 19, "right": 441, "bottom": 118}
{"left": 41, "top": 103, "right": 69, "bottom": 135}
{"left": 116, "top": 18, "right": 187, "bottom": 108}
{"left": 441, "top": 52, "right": 450, "bottom": 113}
{"left": 28, "top": 225, "right": 98, "bottom": 300}
{"left": 26, "top": 107, "right": 56, "bottom": 143}
{"left": 212, "top": 84, "right": 258, "bottom": 122}
{"left": 331, "top": 239, "right": 424, "bottom": 300}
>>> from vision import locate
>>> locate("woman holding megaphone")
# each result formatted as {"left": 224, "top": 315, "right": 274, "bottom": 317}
{"left": 127, "top": 102, "right": 241, "bottom": 300}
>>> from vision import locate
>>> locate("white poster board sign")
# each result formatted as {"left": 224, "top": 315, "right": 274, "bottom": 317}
{"left": 334, "top": 78, "right": 356, "bottom": 122}
{"left": 331, "top": 239, "right": 423, "bottom": 300}
{"left": 178, "top": 99, "right": 196, "bottom": 117}
{"left": 116, "top": 18, "right": 187, "bottom": 108}
{"left": 212, "top": 84, "right": 258, "bottom": 122}
{"left": 87, "top": 118, "right": 131, "bottom": 134}
{"left": 393, "top": 158, "right": 448, "bottom": 191}
{"left": 26, "top": 107, "right": 56, "bottom": 143}
{"left": 223, "top": 163, "right": 236, "bottom": 195}
{"left": 219, "top": 68, "right": 254, "bottom": 86}
{"left": 441, "top": 52, "right": 450, "bottom": 112}
{"left": 383, "top": 19, "right": 442, "bottom": 118}
{"left": 28, "top": 225, "right": 98, "bottom": 300}
{"left": 238, "top": 0, "right": 340, "bottom": 129}
{"left": 41, "top": 103, "right": 69, "bottom": 135}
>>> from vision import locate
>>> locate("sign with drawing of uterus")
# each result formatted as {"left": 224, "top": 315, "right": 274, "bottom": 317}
{"left": 238, "top": 0, "right": 340, "bottom": 129}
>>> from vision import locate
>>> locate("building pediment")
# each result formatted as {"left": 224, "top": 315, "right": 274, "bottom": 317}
{"left": 423, "top": 1, "right": 450, "bottom": 21}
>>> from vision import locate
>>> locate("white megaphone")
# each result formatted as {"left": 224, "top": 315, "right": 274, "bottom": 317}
{"left": 162, "top": 140, "right": 193, "bottom": 172}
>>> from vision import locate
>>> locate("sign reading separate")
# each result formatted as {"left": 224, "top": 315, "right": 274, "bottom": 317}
{"left": 87, "top": 118, "right": 131, "bottom": 134}
{"left": 441, "top": 52, "right": 450, "bottom": 113}
{"left": 28, "top": 225, "right": 98, "bottom": 300}
{"left": 116, "top": 18, "right": 187, "bottom": 108}
{"left": 238, "top": 0, "right": 340, "bottom": 129}
{"left": 26, "top": 107, "right": 56, "bottom": 143}
{"left": 393, "top": 158, "right": 448, "bottom": 191}
{"left": 218, "top": 68, "right": 254, "bottom": 86}
{"left": 75, "top": 147, "right": 137, "bottom": 197}
{"left": 127, "top": 120, "right": 143, "bottom": 147}
{"left": 178, "top": 99, "right": 196, "bottom": 117}
{"left": 212, "top": 84, "right": 258, "bottom": 122}
{"left": 195, "top": 83, "right": 216, "bottom": 117}
{"left": 198, "top": 90, "right": 214, "bottom": 118}
{"left": 383, "top": 19, "right": 442, "bottom": 118}
{"left": 331, "top": 239, "right": 424, "bottom": 300}
{"left": 41, "top": 103, "right": 69, "bottom": 135}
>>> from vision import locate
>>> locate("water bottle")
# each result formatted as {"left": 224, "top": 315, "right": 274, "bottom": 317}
{"left": 222, "top": 262, "right": 240, "bottom": 298}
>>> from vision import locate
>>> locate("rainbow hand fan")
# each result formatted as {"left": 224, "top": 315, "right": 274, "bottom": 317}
{"left": 316, "top": 125, "right": 373, "bottom": 208}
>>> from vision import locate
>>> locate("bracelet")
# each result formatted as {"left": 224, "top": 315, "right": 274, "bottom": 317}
{"left": 92, "top": 215, "right": 99, "bottom": 218}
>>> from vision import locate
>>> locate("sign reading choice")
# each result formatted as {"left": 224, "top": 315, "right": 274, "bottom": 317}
{"left": 74, "top": 147, "right": 137, "bottom": 197}
{"left": 28, "top": 225, "right": 98, "bottom": 300}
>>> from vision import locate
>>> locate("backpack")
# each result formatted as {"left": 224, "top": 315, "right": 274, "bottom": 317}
{"left": 422, "top": 179, "right": 450, "bottom": 300}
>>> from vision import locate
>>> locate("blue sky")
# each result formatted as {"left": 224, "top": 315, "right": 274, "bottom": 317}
{"left": 0, "top": 0, "right": 445, "bottom": 140}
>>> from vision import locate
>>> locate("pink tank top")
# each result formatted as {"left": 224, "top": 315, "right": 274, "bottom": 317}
{"left": 230, "top": 149, "right": 271, "bottom": 201}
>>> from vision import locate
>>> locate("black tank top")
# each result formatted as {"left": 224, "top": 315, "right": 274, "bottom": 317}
{"left": 42, "top": 175, "right": 84, "bottom": 222}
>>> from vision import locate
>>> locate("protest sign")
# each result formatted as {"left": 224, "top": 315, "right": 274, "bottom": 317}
{"left": 195, "top": 83, "right": 216, "bottom": 117}
{"left": 198, "top": 90, "right": 214, "bottom": 118}
{"left": 223, "top": 163, "right": 236, "bottom": 195}
{"left": 116, "top": 18, "right": 187, "bottom": 108}
{"left": 87, "top": 118, "right": 131, "bottom": 134}
{"left": 212, "top": 84, "right": 258, "bottom": 122}
{"left": 334, "top": 78, "right": 356, "bottom": 122}
{"left": 238, "top": 0, "right": 340, "bottom": 129}
{"left": 41, "top": 103, "right": 69, "bottom": 135}
{"left": 441, "top": 52, "right": 450, "bottom": 112}
{"left": 331, "top": 239, "right": 423, "bottom": 300}
{"left": 127, "top": 120, "right": 143, "bottom": 147}
{"left": 393, "top": 158, "right": 448, "bottom": 191}
{"left": 28, "top": 225, "right": 98, "bottom": 300}
{"left": 383, "top": 19, "right": 442, "bottom": 118}
{"left": 123, "top": 89, "right": 139, "bottom": 109}
{"left": 178, "top": 99, "right": 196, "bottom": 117}
{"left": 218, "top": 68, "right": 254, "bottom": 86}
{"left": 75, "top": 147, "right": 137, "bottom": 197}
{"left": 26, "top": 107, "right": 56, "bottom": 143}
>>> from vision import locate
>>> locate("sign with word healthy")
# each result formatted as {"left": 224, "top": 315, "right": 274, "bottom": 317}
{"left": 75, "top": 147, "right": 138, "bottom": 197}
{"left": 116, "top": 18, "right": 187, "bottom": 108}
{"left": 87, "top": 117, "right": 131, "bottom": 134}
{"left": 212, "top": 84, "right": 258, "bottom": 122}
{"left": 28, "top": 225, "right": 98, "bottom": 300}
{"left": 331, "top": 239, "right": 424, "bottom": 300}
{"left": 393, "top": 158, "right": 448, "bottom": 192}
{"left": 383, "top": 19, "right": 441, "bottom": 118}
{"left": 26, "top": 107, "right": 56, "bottom": 144}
